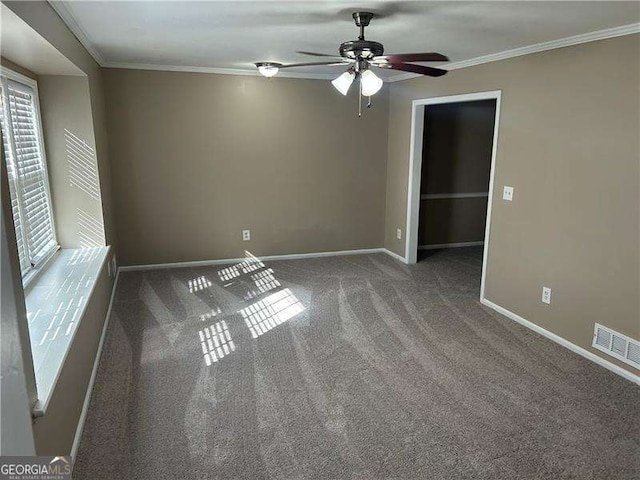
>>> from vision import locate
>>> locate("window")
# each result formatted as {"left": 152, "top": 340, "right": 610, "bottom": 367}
{"left": 0, "top": 69, "right": 57, "bottom": 277}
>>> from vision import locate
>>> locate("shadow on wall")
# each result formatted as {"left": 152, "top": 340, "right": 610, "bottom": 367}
{"left": 64, "top": 128, "right": 105, "bottom": 247}
{"left": 64, "top": 129, "right": 99, "bottom": 201}
{"left": 76, "top": 208, "right": 104, "bottom": 248}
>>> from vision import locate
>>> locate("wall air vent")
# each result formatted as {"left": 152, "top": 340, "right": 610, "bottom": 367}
{"left": 593, "top": 323, "right": 640, "bottom": 370}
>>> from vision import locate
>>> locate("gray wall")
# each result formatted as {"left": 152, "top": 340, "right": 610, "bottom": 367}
{"left": 385, "top": 34, "right": 640, "bottom": 374}
{"left": 103, "top": 69, "right": 389, "bottom": 266}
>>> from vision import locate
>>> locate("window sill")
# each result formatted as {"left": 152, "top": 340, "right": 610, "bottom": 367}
{"left": 22, "top": 244, "right": 61, "bottom": 290}
{"left": 24, "top": 246, "right": 110, "bottom": 416}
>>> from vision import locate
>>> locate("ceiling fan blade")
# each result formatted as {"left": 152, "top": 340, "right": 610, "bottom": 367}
{"left": 279, "top": 61, "right": 350, "bottom": 69}
{"left": 296, "top": 51, "right": 343, "bottom": 59}
{"left": 373, "top": 52, "right": 449, "bottom": 63}
{"left": 376, "top": 63, "right": 447, "bottom": 77}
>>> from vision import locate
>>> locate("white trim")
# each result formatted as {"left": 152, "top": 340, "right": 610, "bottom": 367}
{"left": 418, "top": 241, "right": 484, "bottom": 250}
{"left": 405, "top": 100, "right": 424, "bottom": 264}
{"left": 481, "top": 94, "right": 502, "bottom": 302}
{"left": 118, "top": 248, "right": 387, "bottom": 272}
{"left": 48, "top": 0, "right": 105, "bottom": 65}
{"left": 421, "top": 192, "right": 488, "bottom": 200}
{"left": 0, "top": 67, "right": 37, "bottom": 88}
{"left": 481, "top": 299, "right": 640, "bottom": 386}
{"left": 46, "top": 3, "right": 639, "bottom": 82}
{"left": 70, "top": 266, "right": 119, "bottom": 461}
{"left": 405, "top": 90, "right": 501, "bottom": 269}
{"left": 32, "top": 247, "right": 111, "bottom": 415}
{"left": 102, "top": 62, "right": 340, "bottom": 81}
{"left": 389, "top": 23, "right": 640, "bottom": 82}
{"left": 383, "top": 248, "right": 408, "bottom": 264}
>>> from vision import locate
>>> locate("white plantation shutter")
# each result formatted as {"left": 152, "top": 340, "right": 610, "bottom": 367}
{"left": 0, "top": 73, "right": 57, "bottom": 275}
{"left": 0, "top": 94, "right": 30, "bottom": 274}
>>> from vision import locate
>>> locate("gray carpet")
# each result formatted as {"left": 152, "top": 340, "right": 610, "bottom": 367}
{"left": 74, "top": 248, "right": 639, "bottom": 479}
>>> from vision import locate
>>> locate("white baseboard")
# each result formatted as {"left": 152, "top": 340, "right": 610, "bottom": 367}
{"left": 118, "top": 248, "right": 389, "bottom": 272}
{"left": 383, "top": 248, "right": 408, "bottom": 263}
{"left": 481, "top": 298, "right": 640, "bottom": 385}
{"left": 419, "top": 241, "right": 484, "bottom": 250}
{"left": 70, "top": 269, "right": 120, "bottom": 461}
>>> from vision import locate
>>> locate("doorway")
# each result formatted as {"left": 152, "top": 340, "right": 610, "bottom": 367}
{"left": 405, "top": 91, "right": 501, "bottom": 300}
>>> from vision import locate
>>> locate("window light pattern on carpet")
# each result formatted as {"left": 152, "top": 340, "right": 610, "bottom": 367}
{"left": 244, "top": 268, "right": 281, "bottom": 300}
{"left": 199, "top": 320, "right": 235, "bottom": 365}
{"left": 240, "top": 288, "right": 304, "bottom": 339}
{"left": 217, "top": 252, "right": 265, "bottom": 283}
{"left": 188, "top": 276, "right": 212, "bottom": 293}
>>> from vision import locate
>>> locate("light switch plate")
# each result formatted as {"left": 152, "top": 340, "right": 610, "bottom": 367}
{"left": 396, "top": 228, "right": 402, "bottom": 240}
{"left": 503, "top": 186, "right": 514, "bottom": 201}
{"left": 542, "top": 287, "right": 552, "bottom": 305}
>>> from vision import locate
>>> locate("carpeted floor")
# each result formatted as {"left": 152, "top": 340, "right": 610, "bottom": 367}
{"left": 74, "top": 248, "right": 639, "bottom": 479}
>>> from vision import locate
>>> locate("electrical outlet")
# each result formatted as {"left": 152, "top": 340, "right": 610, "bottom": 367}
{"left": 503, "top": 186, "right": 514, "bottom": 201}
{"left": 396, "top": 228, "right": 402, "bottom": 240}
{"left": 242, "top": 230, "right": 251, "bottom": 241}
{"left": 542, "top": 286, "right": 552, "bottom": 305}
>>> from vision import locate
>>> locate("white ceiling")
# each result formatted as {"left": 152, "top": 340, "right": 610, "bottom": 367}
{"left": 52, "top": 1, "right": 640, "bottom": 80}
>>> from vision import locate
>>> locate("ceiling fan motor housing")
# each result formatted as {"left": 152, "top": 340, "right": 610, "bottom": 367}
{"left": 339, "top": 40, "right": 384, "bottom": 60}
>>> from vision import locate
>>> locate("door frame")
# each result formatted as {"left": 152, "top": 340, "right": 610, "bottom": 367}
{"left": 404, "top": 90, "right": 502, "bottom": 300}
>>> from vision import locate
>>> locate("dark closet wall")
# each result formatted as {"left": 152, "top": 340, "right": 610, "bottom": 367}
{"left": 418, "top": 99, "right": 496, "bottom": 246}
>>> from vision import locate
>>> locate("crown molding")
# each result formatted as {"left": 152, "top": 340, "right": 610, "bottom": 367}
{"left": 48, "top": 0, "right": 105, "bottom": 65}
{"left": 101, "top": 62, "right": 340, "bottom": 80}
{"left": 387, "top": 22, "right": 640, "bottom": 83}
{"left": 48, "top": 0, "right": 639, "bottom": 83}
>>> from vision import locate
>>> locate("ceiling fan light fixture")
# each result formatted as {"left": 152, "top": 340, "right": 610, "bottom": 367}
{"left": 360, "top": 69, "right": 383, "bottom": 96}
{"left": 331, "top": 70, "right": 355, "bottom": 95}
{"left": 255, "top": 62, "right": 281, "bottom": 77}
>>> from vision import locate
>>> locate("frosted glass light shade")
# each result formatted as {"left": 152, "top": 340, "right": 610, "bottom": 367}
{"left": 360, "top": 69, "right": 383, "bottom": 96}
{"left": 256, "top": 63, "right": 280, "bottom": 77}
{"left": 332, "top": 70, "right": 355, "bottom": 95}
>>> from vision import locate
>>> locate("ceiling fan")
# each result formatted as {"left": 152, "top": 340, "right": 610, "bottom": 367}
{"left": 255, "top": 11, "right": 449, "bottom": 115}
